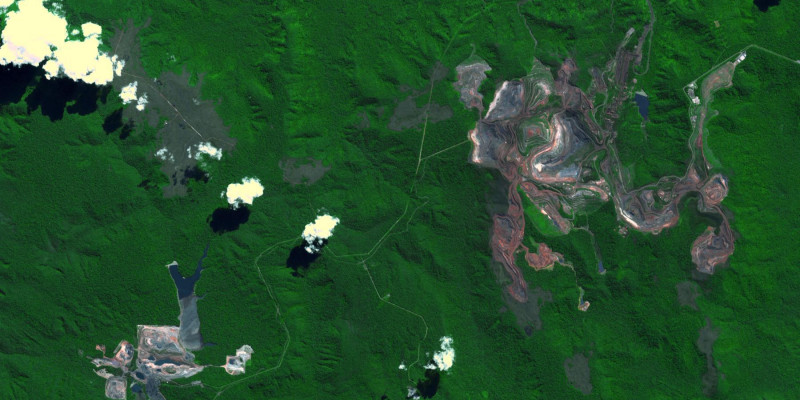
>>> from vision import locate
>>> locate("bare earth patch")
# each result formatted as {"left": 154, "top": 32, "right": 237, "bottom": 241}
{"left": 676, "top": 280, "right": 700, "bottom": 310}
{"left": 696, "top": 318, "right": 720, "bottom": 396}
{"left": 564, "top": 352, "right": 592, "bottom": 395}
{"left": 279, "top": 157, "right": 330, "bottom": 186}
{"left": 109, "top": 19, "right": 236, "bottom": 197}
{"left": 387, "top": 62, "right": 452, "bottom": 132}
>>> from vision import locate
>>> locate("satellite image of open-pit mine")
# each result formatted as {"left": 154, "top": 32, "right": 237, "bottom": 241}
{"left": 1, "top": 0, "right": 799, "bottom": 399}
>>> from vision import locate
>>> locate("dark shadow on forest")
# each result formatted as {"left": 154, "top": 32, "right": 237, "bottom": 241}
{"left": 168, "top": 165, "right": 209, "bottom": 190}
{"left": 137, "top": 179, "right": 159, "bottom": 191}
{"left": 208, "top": 206, "right": 250, "bottom": 234}
{"left": 181, "top": 166, "right": 209, "bottom": 184}
{"left": 754, "top": 0, "right": 779, "bottom": 12}
{"left": 25, "top": 76, "right": 110, "bottom": 121}
{"left": 0, "top": 64, "right": 111, "bottom": 122}
{"left": 285, "top": 241, "right": 326, "bottom": 277}
{"left": 103, "top": 108, "right": 135, "bottom": 139}
{"left": 412, "top": 368, "right": 440, "bottom": 399}
{"left": 0, "top": 65, "right": 37, "bottom": 105}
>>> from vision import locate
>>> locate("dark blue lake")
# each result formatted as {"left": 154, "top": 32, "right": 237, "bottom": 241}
{"left": 634, "top": 93, "right": 649, "bottom": 120}
{"left": 168, "top": 244, "right": 208, "bottom": 299}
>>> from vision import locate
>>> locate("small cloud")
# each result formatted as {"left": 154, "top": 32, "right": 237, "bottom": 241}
{"left": 112, "top": 55, "right": 124, "bottom": 77}
{"left": 135, "top": 93, "right": 148, "bottom": 111}
{"left": 154, "top": 147, "right": 174, "bottom": 163}
{"left": 222, "top": 177, "right": 263, "bottom": 209}
{"left": 41, "top": 59, "right": 59, "bottom": 76}
{"left": 398, "top": 362, "right": 406, "bottom": 370}
{"left": 81, "top": 22, "right": 102, "bottom": 37}
{"left": 195, "top": 142, "right": 222, "bottom": 160}
{"left": 302, "top": 214, "right": 340, "bottom": 253}
{"left": 120, "top": 81, "right": 146, "bottom": 111}
{"left": 119, "top": 81, "right": 138, "bottom": 104}
{"left": 425, "top": 336, "right": 455, "bottom": 372}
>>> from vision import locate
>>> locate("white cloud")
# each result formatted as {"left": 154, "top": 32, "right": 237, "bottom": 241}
{"left": 0, "top": 0, "right": 66, "bottom": 66}
{"left": 0, "top": 0, "right": 14, "bottom": 9}
{"left": 41, "top": 59, "right": 59, "bottom": 76}
{"left": 81, "top": 22, "right": 102, "bottom": 37}
{"left": 0, "top": 0, "right": 123, "bottom": 85}
{"left": 302, "top": 214, "right": 340, "bottom": 253}
{"left": 155, "top": 147, "right": 174, "bottom": 162}
{"left": 135, "top": 93, "right": 148, "bottom": 111}
{"left": 120, "top": 81, "right": 146, "bottom": 111}
{"left": 112, "top": 55, "right": 124, "bottom": 76}
{"left": 425, "top": 336, "right": 455, "bottom": 371}
{"left": 223, "top": 177, "right": 263, "bottom": 209}
{"left": 119, "top": 81, "right": 138, "bottom": 104}
{"left": 196, "top": 142, "right": 222, "bottom": 160}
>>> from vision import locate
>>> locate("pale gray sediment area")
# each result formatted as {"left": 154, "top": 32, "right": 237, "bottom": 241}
{"left": 169, "top": 244, "right": 209, "bottom": 350}
{"left": 387, "top": 62, "right": 452, "bottom": 132}
{"left": 564, "top": 352, "right": 592, "bottom": 395}
{"left": 279, "top": 157, "right": 330, "bottom": 186}
{"left": 388, "top": 95, "right": 452, "bottom": 131}
{"left": 356, "top": 110, "right": 370, "bottom": 130}
{"left": 501, "top": 286, "right": 553, "bottom": 336}
{"left": 526, "top": 287, "right": 553, "bottom": 333}
{"left": 696, "top": 318, "right": 720, "bottom": 396}
{"left": 676, "top": 281, "right": 700, "bottom": 310}
{"left": 178, "top": 295, "right": 204, "bottom": 351}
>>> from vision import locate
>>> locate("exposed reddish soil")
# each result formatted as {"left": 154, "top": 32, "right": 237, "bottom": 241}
{"left": 464, "top": 26, "right": 738, "bottom": 304}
